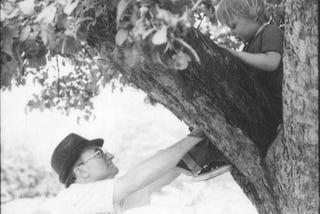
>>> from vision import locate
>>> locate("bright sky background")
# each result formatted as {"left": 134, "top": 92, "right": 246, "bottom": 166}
{"left": 1, "top": 80, "right": 188, "bottom": 169}
{"left": 1, "top": 79, "right": 258, "bottom": 214}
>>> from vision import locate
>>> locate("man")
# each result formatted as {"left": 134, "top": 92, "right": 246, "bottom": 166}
{"left": 51, "top": 130, "right": 231, "bottom": 214}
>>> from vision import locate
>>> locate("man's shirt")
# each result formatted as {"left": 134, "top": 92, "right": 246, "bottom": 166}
{"left": 51, "top": 178, "right": 151, "bottom": 214}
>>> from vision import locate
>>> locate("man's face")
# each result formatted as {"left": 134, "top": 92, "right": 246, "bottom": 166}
{"left": 77, "top": 145, "right": 119, "bottom": 181}
{"left": 229, "top": 16, "right": 260, "bottom": 43}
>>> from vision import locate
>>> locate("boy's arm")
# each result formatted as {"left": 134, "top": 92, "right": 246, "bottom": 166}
{"left": 113, "top": 135, "right": 204, "bottom": 202}
{"left": 229, "top": 49, "right": 281, "bottom": 72}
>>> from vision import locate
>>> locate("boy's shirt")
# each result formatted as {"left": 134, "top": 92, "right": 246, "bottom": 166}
{"left": 243, "top": 24, "right": 284, "bottom": 124}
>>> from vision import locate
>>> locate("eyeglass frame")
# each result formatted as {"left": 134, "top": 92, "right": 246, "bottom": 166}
{"left": 75, "top": 148, "right": 113, "bottom": 166}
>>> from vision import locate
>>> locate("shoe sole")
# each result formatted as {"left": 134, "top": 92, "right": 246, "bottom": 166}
{"left": 173, "top": 166, "right": 195, "bottom": 176}
{"left": 192, "top": 165, "right": 232, "bottom": 182}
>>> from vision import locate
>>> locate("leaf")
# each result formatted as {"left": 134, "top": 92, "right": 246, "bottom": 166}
{"left": 117, "top": 0, "right": 135, "bottom": 27}
{"left": 62, "top": 36, "right": 78, "bottom": 55}
{"left": 152, "top": 25, "right": 168, "bottom": 45}
{"left": 191, "top": 0, "right": 202, "bottom": 11}
{"left": 178, "top": 10, "right": 192, "bottom": 28}
{"left": 97, "top": 58, "right": 108, "bottom": 66}
{"left": 64, "top": 0, "right": 79, "bottom": 15}
{"left": 40, "top": 29, "right": 48, "bottom": 45}
{"left": 64, "top": 17, "right": 77, "bottom": 36}
{"left": 7, "top": 8, "right": 20, "bottom": 19}
{"left": 142, "top": 28, "right": 156, "bottom": 40}
{"left": 29, "top": 55, "right": 47, "bottom": 68}
{"left": 155, "top": 5, "right": 179, "bottom": 26}
{"left": 1, "top": 58, "right": 19, "bottom": 88}
{"left": 0, "top": 9, "right": 7, "bottom": 22}
{"left": 56, "top": 13, "right": 68, "bottom": 30}
{"left": 35, "top": 5, "right": 57, "bottom": 23}
{"left": 132, "top": 18, "right": 145, "bottom": 37}
{"left": 20, "top": 25, "right": 31, "bottom": 41}
{"left": 76, "top": 23, "right": 88, "bottom": 41}
{"left": 2, "top": 27, "right": 13, "bottom": 56}
{"left": 45, "top": 26, "right": 56, "bottom": 49}
{"left": 123, "top": 47, "right": 139, "bottom": 67}
{"left": 115, "top": 29, "right": 128, "bottom": 46}
{"left": 18, "top": 0, "right": 34, "bottom": 16}
{"left": 95, "top": 6, "right": 104, "bottom": 17}
{"left": 155, "top": 51, "right": 168, "bottom": 68}
{"left": 172, "top": 51, "right": 191, "bottom": 70}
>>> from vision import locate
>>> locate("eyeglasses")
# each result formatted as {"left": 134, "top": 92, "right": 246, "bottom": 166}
{"left": 76, "top": 148, "right": 114, "bottom": 166}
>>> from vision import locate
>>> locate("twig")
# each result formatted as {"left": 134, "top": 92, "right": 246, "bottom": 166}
{"left": 174, "top": 38, "right": 201, "bottom": 64}
{"left": 197, "top": 14, "right": 205, "bottom": 29}
{"left": 56, "top": 55, "right": 60, "bottom": 97}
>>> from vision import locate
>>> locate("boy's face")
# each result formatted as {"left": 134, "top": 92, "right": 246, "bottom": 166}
{"left": 229, "top": 16, "right": 261, "bottom": 43}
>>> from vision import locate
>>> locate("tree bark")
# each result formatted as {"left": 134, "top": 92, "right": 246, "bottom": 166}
{"left": 266, "top": 0, "right": 319, "bottom": 213}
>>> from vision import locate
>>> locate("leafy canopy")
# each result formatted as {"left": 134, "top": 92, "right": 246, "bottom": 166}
{"left": 1, "top": 0, "right": 284, "bottom": 119}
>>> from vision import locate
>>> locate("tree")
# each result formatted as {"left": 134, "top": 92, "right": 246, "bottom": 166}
{"left": 1, "top": 0, "right": 318, "bottom": 214}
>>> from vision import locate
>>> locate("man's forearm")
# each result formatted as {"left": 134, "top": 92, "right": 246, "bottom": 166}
{"left": 148, "top": 170, "right": 180, "bottom": 193}
{"left": 114, "top": 136, "right": 203, "bottom": 200}
{"left": 133, "top": 136, "right": 202, "bottom": 180}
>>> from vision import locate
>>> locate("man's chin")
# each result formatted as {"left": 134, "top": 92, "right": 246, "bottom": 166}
{"left": 114, "top": 167, "right": 119, "bottom": 175}
{"left": 110, "top": 166, "right": 119, "bottom": 177}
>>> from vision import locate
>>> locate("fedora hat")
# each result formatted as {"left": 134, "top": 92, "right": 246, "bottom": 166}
{"left": 51, "top": 133, "right": 104, "bottom": 185}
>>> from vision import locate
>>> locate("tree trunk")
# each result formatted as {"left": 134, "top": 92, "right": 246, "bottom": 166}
{"left": 265, "top": 0, "right": 319, "bottom": 213}
{"left": 102, "top": 1, "right": 318, "bottom": 213}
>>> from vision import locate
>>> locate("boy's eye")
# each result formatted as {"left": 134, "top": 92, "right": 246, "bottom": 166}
{"left": 230, "top": 24, "right": 236, "bottom": 29}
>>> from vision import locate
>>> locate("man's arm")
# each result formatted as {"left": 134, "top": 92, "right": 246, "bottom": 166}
{"left": 148, "top": 170, "right": 180, "bottom": 193}
{"left": 113, "top": 135, "right": 203, "bottom": 202}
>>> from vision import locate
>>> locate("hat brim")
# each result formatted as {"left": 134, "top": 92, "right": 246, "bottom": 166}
{"left": 60, "top": 138, "right": 104, "bottom": 184}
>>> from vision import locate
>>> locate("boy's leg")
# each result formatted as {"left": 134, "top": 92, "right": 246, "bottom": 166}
{"left": 188, "top": 138, "right": 229, "bottom": 164}
{"left": 175, "top": 134, "right": 232, "bottom": 181}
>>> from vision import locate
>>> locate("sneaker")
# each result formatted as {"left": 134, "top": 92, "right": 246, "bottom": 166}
{"left": 192, "top": 162, "right": 232, "bottom": 182}
{"left": 173, "top": 162, "right": 194, "bottom": 176}
{"left": 175, "top": 159, "right": 232, "bottom": 181}
{"left": 175, "top": 135, "right": 232, "bottom": 181}
{"left": 174, "top": 153, "right": 201, "bottom": 176}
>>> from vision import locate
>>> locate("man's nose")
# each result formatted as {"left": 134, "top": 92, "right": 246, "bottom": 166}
{"left": 105, "top": 152, "right": 114, "bottom": 160}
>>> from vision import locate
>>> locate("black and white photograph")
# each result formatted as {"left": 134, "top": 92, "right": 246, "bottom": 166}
{"left": 1, "top": 0, "right": 318, "bottom": 214}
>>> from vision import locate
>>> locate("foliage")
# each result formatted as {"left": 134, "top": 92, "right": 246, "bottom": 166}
{"left": 0, "top": 0, "right": 284, "bottom": 118}
{"left": 1, "top": 146, "right": 62, "bottom": 202}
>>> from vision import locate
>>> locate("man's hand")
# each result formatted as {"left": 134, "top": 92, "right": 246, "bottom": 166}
{"left": 188, "top": 127, "right": 206, "bottom": 138}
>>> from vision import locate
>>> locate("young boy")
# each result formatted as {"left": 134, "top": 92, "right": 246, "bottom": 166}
{"left": 216, "top": 0, "right": 284, "bottom": 126}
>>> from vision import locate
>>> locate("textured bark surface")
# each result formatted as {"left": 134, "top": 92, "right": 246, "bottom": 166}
{"left": 265, "top": 0, "right": 319, "bottom": 213}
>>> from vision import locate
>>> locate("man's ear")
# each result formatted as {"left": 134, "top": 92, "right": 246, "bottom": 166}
{"left": 74, "top": 165, "right": 89, "bottom": 178}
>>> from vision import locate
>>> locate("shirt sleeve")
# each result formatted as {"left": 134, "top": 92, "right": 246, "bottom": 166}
{"left": 260, "top": 26, "right": 284, "bottom": 54}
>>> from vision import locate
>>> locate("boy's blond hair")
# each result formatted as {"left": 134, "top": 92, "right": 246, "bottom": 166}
{"left": 216, "top": 0, "right": 268, "bottom": 27}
